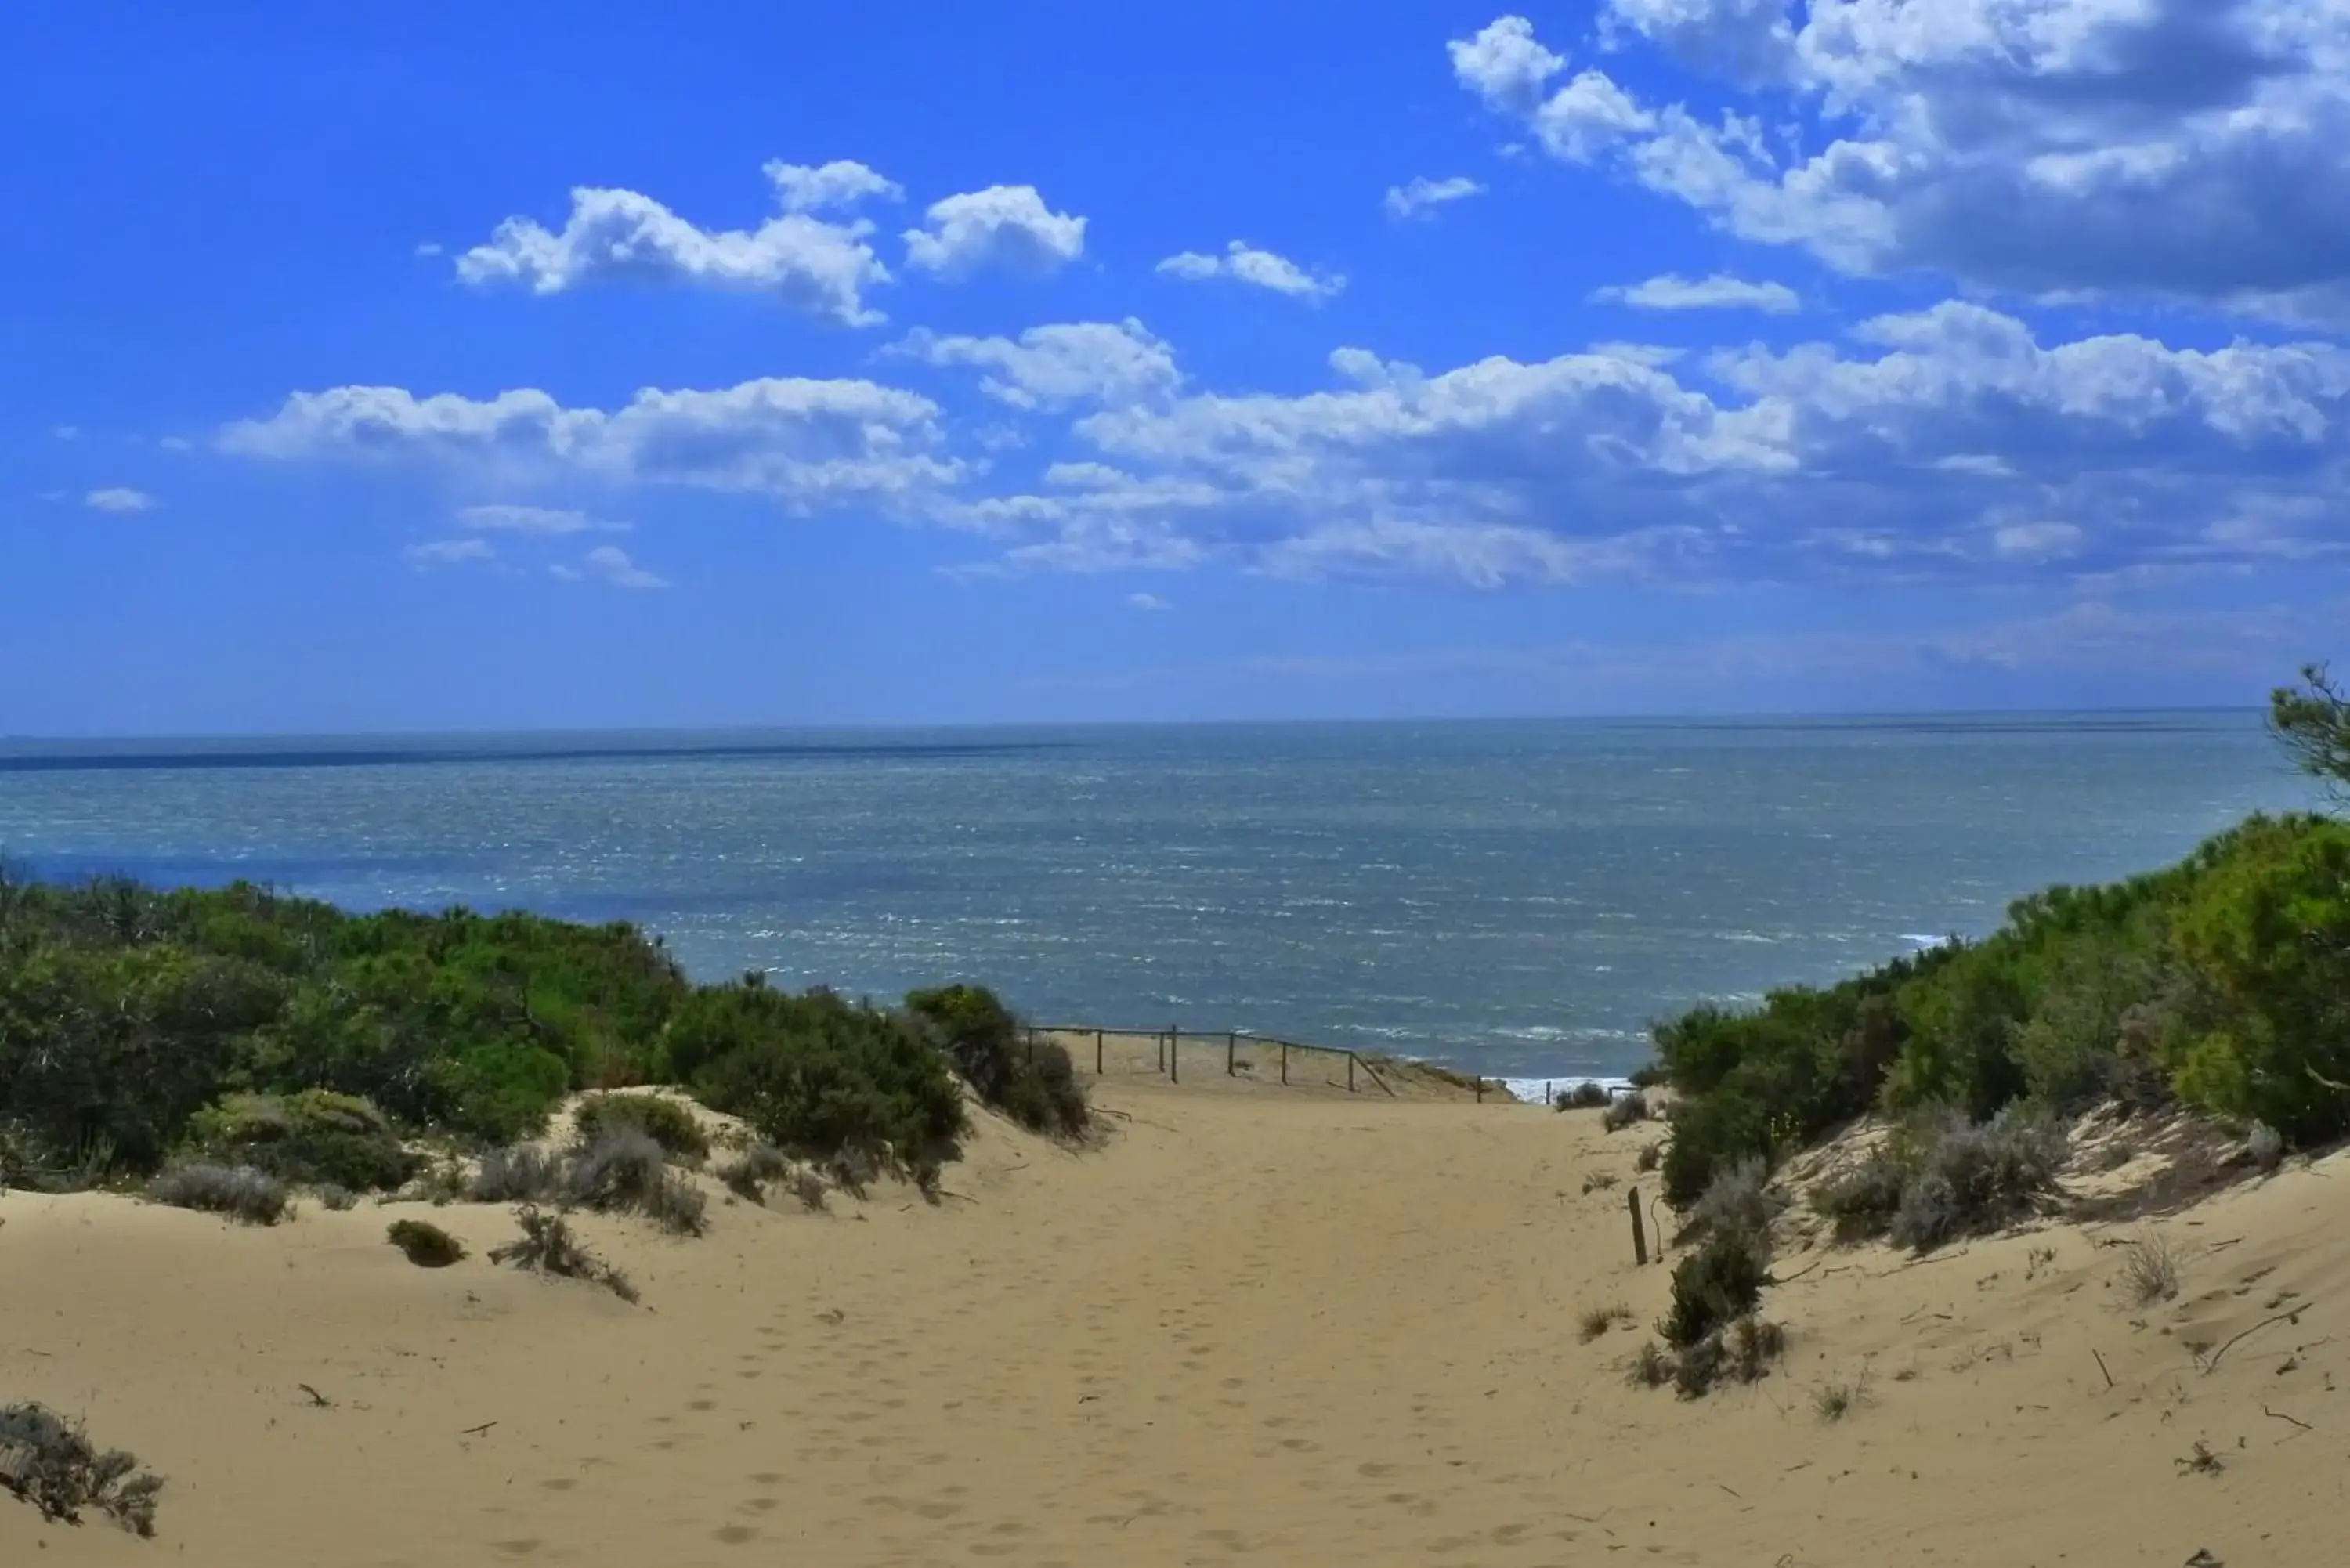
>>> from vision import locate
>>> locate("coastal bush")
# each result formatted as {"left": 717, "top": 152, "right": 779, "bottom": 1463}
{"left": 1887, "top": 1107, "right": 2066, "bottom": 1252}
{"left": 556, "top": 1126, "right": 708, "bottom": 1236}
{"left": 1685, "top": 1156, "right": 1779, "bottom": 1255}
{"left": 386, "top": 1218, "right": 467, "bottom": 1268}
{"left": 313, "top": 1183, "right": 357, "bottom": 1211}
{"left": 490, "top": 1206, "right": 638, "bottom": 1303}
{"left": 668, "top": 980, "right": 965, "bottom": 1168}
{"left": 183, "top": 1089, "right": 418, "bottom": 1193}
{"left": 1601, "top": 1091, "right": 1651, "bottom": 1133}
{"left": 1625, "top": 1341, "right": 1672, "bottom": 1389}
{"left": 470, "top": 1143, "right": 562, "bottom": 1204}
{"left": 1557, "top": 1082, "right": 1610, "bottom": 1111}
{"left": 904, "top": 984, "right": 1089, "bottom": 1137}
{"left": 0, "top": 1403, "right": 164, "bottom": 1536}
{"left": 718, "top": 1142, "right": 822, "bottom": 1209}
{"left": 145, "top": 1162, "right": 291, "bottom": 1225}
{"left": 1645, "top": 684, "right": 2350, "bottom": 1205}
{"left": 572, "top": 1092, "right": 709, "bottom": 1161}
{"left": 1661, "top": 1232, "right": 1766, "bottom": 1349}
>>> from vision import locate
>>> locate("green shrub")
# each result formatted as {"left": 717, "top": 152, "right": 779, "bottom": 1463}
{"left": 1661, "top": 1232, "right": 1766, "bottom": 1349}
{"left": 669, "top": 981, "right": 965, "bottom": 1165}
{"left": 0, "top": 1403, "right": 164, "bottom": 1536}
{"left": 573, "top": 1092, "right": 709, "bottom": 1160}
{"left": 386, "top": 1218, "right": 466, "bottom": 1267}
{"left": 1602, "top": 1091, "right": 1651, "bottom": 1133}
{"left": 1812, "top": 1150, "right": 1908, "bottom": 1243}
{"left": 1885, "top": 1107, "right": 2066, "bottom": 1252}
{"left": 562, "top": 1127, "right": 706, "bottom": 1237}
{"left": 469, "top": 1143, "right": 562, "bottom": 1204}
{"left": 146, "top": 1162, "right": 291, "bottom": 1225}
{"left": 183, "top": 1089, "right": 418, "bottom": 1192}
{"left": 1556, "top": 1081, "right": 1610, "bottom": 1110}
{"left": 1686, "top": 1156, "right": 1779, "bottom": 1254}
{"left": 904, "top": 984, "right": 1089, "bottom": 1137}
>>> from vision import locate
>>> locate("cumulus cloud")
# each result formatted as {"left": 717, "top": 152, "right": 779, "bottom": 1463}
{"left": 454, "top": 166, "right": 896, "bottom": 324}
{"left": 456, "top": 504, "right": 628, "bottom": 534}
{"left": 1592, "top": 273, "right": 1802, "bottom": 313}
{"left": 83, "top": 486, "right": 156, "bottom": 512}
{"left": 555, "top": 545, "right": 671, "bottom": 590}
{"left": 221, "top": 378, "right": 962, "bottom": 511}
{"left": 902, "top": 186, "right": 1086, "bottom": 278}
{"left": 1127, "top": 591, "right": 1173, "bottom": 611}
{"left": 404, "top": 538, "right": 495, "bottom": 569}
{"left": 1155, "top": 241, "right": 1346, "bottom": 302}
{"left": 892, "top": 320, "right": 1179, "bottom": 409}
{"left": 1384, "top": 175, "right": 1488, "bottom": 220}
{"left": 1453, "top": 5, "right": 2350, "bottom": 323}
{"left": 954, "top": 302, "right": 2350, "bottom": 587}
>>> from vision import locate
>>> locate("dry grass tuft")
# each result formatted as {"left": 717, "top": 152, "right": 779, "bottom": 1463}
{"left": 2118, "top": 1230, "right": 2180, "bottom": 1306}
{"left": 0, "top": 1403, "right": 164, "bottom": 1536}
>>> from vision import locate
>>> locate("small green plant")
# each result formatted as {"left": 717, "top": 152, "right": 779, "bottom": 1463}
{"left": 573, "top": 1093, "right": 709, "bottom": 1160}
{"left": 1813, "top": 1380, "right": 1862, "bottom": 1422}
{"left": 1661, "top": 1232, "right": 1766, "bottom": 1349}
{"left": 489, "top": 1206, "right": 638, "bottom": 1303}
{"left": 0, "top": 1403, "right": 164, "bottom": 1536}
{"left": 386, "top": 1218, "right": 467, "bottom": 1268}
{"left": 146, "top": 1162, "right": 291, "bottom": 1225}
{"left": 2176, "top": 1440, "right": 2225, "bottom": 1476}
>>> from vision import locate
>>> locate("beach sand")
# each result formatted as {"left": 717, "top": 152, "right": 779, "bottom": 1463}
{"left": 5, "top": 1070, "right": 2345, "bottom": 1566}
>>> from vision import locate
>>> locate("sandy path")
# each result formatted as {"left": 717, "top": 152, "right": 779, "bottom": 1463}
{"left": 5, "top": 1078, "right": 2345, "bottom": 1566}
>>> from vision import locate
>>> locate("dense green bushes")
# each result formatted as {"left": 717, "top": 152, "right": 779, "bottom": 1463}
{"left": 0, "top": 866, "right": 1069, "bottom": 1187}
{"left": 904, "top": 983, "right": 1090, "bottom": 1137}
{"left": 1654, "top": 811, "right": 2350, "bottom": 1210}
{"left": 667, "top": 979, "right": 967, "bottom": 1169}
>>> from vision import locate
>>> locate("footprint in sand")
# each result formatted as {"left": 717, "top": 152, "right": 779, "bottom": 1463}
{"left": 711, "top": 1524, "right": 757, "bottom": 1545}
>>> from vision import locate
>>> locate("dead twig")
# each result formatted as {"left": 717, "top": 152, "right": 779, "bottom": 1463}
{"left": 2093, "top": 1349, "right": 2115, "bottom": 1391}
{"left": 2200, "top": 1305, "right": 2311, "bottom": 1374}
{"left": 296, "top": 1383, "right": 333, "bottom": 1408}
{"left": 2262, "top": 1404, "right": 2313, "bottom": 1433}
{"left": 458, "top": 1420, "right": 497, "bottom": 1437}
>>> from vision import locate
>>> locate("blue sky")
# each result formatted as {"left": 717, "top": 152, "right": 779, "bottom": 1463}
{"left": 5, "top": 0, "right": 2347, "bottom": 734}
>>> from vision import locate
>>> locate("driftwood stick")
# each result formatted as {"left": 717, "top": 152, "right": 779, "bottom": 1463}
{"left": 2201, "top": 1305, "right": 2311, "bottom": 1374}
{"left": 2092, "top": 1349, "right": 2114, "bottom": 1390}
{"left": 2263, "top": 1404, "right": 2313, "bottom": 1432}
{"left": 458, "top": 1420, "right": 498, "bottom": 1437}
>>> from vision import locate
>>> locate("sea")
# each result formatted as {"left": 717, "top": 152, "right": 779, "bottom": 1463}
{"left": 0, "top": 714, "right": 2318, "bottom": 1096}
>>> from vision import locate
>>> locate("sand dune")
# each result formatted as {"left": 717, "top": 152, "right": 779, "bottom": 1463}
{"left": 5, "top": 1073, "right": 2345, "bottom": 1567}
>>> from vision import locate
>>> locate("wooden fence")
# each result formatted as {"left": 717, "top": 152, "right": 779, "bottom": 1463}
{"left": 1026, "top": 1024, "right": 1401, "bottom": 1097}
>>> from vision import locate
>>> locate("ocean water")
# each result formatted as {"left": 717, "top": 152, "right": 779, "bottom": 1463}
{"left": 0, "top": 714, "right": 2316, "bottom": 1083}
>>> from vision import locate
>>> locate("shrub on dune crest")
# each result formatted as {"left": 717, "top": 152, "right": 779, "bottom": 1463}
{"left": 572, "top": 1092, "right": 709, "bottom": 1161}
{"left": 386, "top": 1218, "right": 467, "bottom": 1267}
{"left": 904, "top": 984, "right": 1090, "bottom": 1138}
{"left": 490, "top": 1206, "right": 638, "bottom": 1303}
{"left": 146, "top": 1161, "right": 291, "bottom": 1225}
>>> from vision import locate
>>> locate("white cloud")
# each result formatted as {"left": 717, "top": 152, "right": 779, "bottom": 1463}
{"left": 1453, "top": 5, "right": 2350, "bottom": 322}
{"left": 1592, "top": 273, "right": 1802, "bottom": 313}
{"left": 414, "top": 241, "right": 444, "bottom": 258}
{"left": 1127, "top": 591, "right": 1173, "bottom": 611}
{"left": 456, "top": 504, "right": 628, "bottom": 535}
{"left": 83, "top": 486, "right": 155, "bottom": 513}
{"left": 1448, "top": 16, "right": 1567, "bottom": 114}
{"left": 563, "top": 545, "right": 671, "bottom": 590}
{"left": 952, "top": 301, "right": 2350, "bottom": 587}
{"left": 893, "top": 320, "right": 1179, "bottom": 410}
{"left": 1155, "top": 241, "right": 1346, "bottom": 302}
{"left": 454, "top": 171, "right": 894, "bottom": 325}
{"left": 404, "top": 538, "right": 495, "bottom": 569}
{"left": 221, "top": 377, "right": 962, "bottom": 511}
{"left": 902, "top": 186, "right": 1086, "bottom": 278}
{"left": 762, "top": 158, "right": 902, "bottom": 213}
{"left": 51, "top": 425, "right": 80, "bottom": 441}
{"left": 1384, "top": 175, "right": 1488, "bottom": 220}
{"left": 157, "top": 435, "right": 194, "bottom": 453}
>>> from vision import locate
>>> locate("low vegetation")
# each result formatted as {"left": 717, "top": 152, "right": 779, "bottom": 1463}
{"left": 1556, "top": 1082, "right": 1610, "bottom": 1111}
{"left": 571, "top": 1092, "right": 708, "bottom": 1160}
{"left": 386, "top": 1218, "right": 467, "bottom": 1267}
{"left": 1578, "top": 1302, "right": 1635, "bottom": 1342}
{"left": 0, "top": 1402, "right": 164, "bottom": 1536}
{"left": 1640, "top": 663, "right": 2350, "bottom": 1242}
{"left": 490, "top": 1206, "right": 638, "bottom": 1303}
{"left": 1662, "top": 1231, "right": 1768, "bottom": 1350}
{"left": 2118, "top": 1230, "right": 2181, "bottom": 1306}
{"left": 145, "top": 1161, "right": 291, "bottom": 1225}
{"left": 0, "top": 865, "right": 1080, "bottom": 1194}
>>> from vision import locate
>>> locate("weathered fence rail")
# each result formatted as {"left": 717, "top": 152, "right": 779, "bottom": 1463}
{"left": 1026, "top": 1024, "right": 1402, "bottom": 1097}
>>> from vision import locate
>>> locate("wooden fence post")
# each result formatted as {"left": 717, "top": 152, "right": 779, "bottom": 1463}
{"left": 1627, "top": 1186, "right": 1649, "bottom": 1267}
{"left": 1476, "top": 1077, "right": 1484, "bottom": 1104}
{"left": 1170, "top": 1024, "right": 1178, "bottom": 1084}
{"left": 1227, "top": 1031, "right": 1237, "bottom": 1077}
{"left": 1096, "top": 1028, "right": 1104, "bottom": 1075}
{"left": 1347, "top": 1053, "right": 1356, "bottom": 1093}
{"left": 1280, "top": 1040, "right": 1288, "bottom": 1086}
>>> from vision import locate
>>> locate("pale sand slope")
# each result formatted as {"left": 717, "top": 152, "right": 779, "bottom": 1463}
{"left": 5, "top": 1079, "right": 2347, "bottom": 1567}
